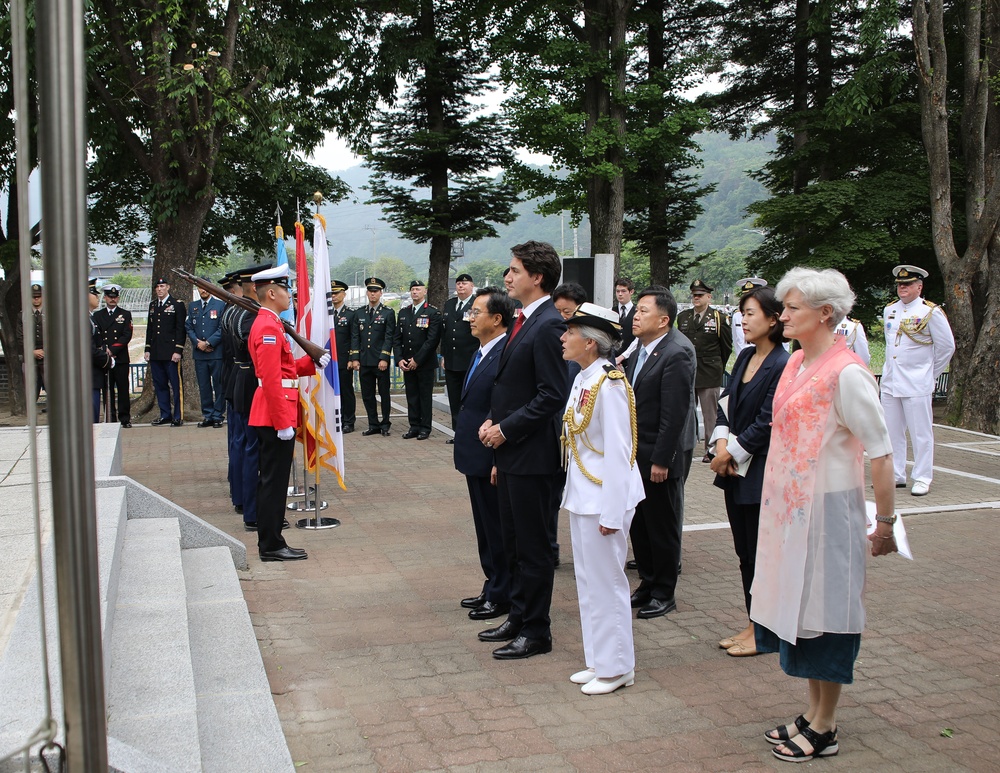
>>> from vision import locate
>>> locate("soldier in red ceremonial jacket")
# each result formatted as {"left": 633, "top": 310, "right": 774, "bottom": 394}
{"left": 248, "top": 264, "right": 330, "bottom": 561}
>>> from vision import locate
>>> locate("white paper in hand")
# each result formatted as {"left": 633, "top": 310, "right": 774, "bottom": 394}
{"left": 865, "top": 501, "right": 913, "bottom": 559}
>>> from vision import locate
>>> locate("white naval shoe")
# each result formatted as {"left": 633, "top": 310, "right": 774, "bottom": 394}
{"left": 911, "top": 480, "right": 930, "bottom": 496}
{"left": 570, "top": 668, "right": 596, "bottom": 685}
{"left": 581, "top": 670, "right": 635, "bottom": 695}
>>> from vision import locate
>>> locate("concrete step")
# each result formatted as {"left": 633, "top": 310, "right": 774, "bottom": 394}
{"left": 97, "top": 485, "right": 128, "bottom": 691}
{"left": 106, "top": 518, "right": 201, "bottom": 772}
{"left": 182, "top": 547, "right": 294, "bottom": 772}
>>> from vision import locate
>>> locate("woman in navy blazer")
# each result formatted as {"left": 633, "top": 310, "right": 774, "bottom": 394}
{"left": 710, "top": 286, "right": 789, "bottom": 657}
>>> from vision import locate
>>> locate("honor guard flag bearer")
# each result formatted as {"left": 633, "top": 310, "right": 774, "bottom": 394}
{"left": 298, "top": 213, "right": 347, "bottom": 489}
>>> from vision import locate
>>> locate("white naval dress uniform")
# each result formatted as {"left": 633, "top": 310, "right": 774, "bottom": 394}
{"left": 561, "top": 359, "right": 645, "bottom": 679}
{"left": 835, "top": 317, "right": 871, "bottom": 366}
{"left": 732, "top": 309, "right": 746, "bottom": 358}
{"left": 881, "top": 298, "right": 955, "bottom": 485}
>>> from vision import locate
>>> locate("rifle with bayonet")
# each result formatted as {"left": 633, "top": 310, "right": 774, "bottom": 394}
{"left": 171, "top": 268, "right": 328, "bottom": 363}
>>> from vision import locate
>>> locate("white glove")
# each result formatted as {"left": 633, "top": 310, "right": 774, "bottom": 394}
{"left": 317, "top": 352, "right": 332, "bottom": 369}
{"left": 277, "top": 427, "right": 295, "bottom": 441}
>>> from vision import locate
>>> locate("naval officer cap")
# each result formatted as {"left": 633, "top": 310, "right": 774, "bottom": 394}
{"left": 102, "top": 284, "right": 122, "bottom": 297}
{"left": 251, "top": 263, "right": 291, "bottom": 288}
{"left": 88, "top": 277, "right": 99, "bottom": 295}
{"left": 893, "top": 265, "right": 929, "bottom": 284}
{"left": 735, "top": 276, "right": 767, "bottom": 295}
{"left": 690, "top": 278, "right": 713, "bottom": 294}
{"left": 565, "top": 302, "right": 623, "bottom": 341}
{"left": 365, "top": 277, "right": 386, "bottom": 291}
{"left": 236, "top": 263, "right": 272, "bottom": 283}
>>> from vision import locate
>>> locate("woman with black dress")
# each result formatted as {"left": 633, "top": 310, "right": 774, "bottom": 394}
{"left": 709, "top": 286, "right": 788, "bottom": 657}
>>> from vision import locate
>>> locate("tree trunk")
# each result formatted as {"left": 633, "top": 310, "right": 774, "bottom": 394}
{"left": 131, "top": 195, "right": 215, "bottom": 420}
{"left": 644, "top": 3, "right": 669, "bottom": 287}
{"left": 0, "top": 274, "right": 27, "bottom": 416}
{"left": 421, "top": 0, "right": 452, "bottom": 310}
{"left": 914, "top": 0, "right": 1000, "bottom": 431}
{"left": 583, "top": 0, "right": 628, "bottom": 268}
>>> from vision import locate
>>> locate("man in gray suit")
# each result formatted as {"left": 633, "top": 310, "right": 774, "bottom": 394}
{"left": 625, "top": 286, "right": 696, "bottom": 619}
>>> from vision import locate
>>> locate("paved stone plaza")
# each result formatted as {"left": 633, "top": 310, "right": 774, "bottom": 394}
{"left": 121, "top": 401, "right": 999, "bottom": 772}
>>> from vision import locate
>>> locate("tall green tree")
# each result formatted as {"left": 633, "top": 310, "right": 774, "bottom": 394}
{"left": 85, "top": 0, "right": 352, "bottom": 273}
{"left": 624, "top": 0, "right": 717, "bottom": 285}
{"left": 498, "top": 1, "right": 716, "bottom": 280}
{"left": 708, "top": 0, "right": 933, "bottom": 322}
{"left": 363, "top": 0, "right": 519, "bottom": 308}
{"left": 498, "top": 0, "right": 633, "bottom": 265}
{"left": 83, "top": 0, "right": 354, "bottom": 413}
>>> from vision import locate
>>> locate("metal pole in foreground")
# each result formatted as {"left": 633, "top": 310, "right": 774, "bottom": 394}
{"left": 36, "top": 0, "right": 109, "bottom": 767}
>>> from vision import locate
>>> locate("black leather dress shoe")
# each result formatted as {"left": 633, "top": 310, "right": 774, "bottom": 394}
{"left": 151, "top": 417, "right": 170, "bottom": 426}
{"left": 630, "top": 588, "right": 652, "bottom": 608}
{"left": 235, "top": 505, "right": 243, "bottom": 514}
{"left": 417, "top": 433, "right": 430, "bottom": 440}
{"left": 626, "top": 559, "right": 638, "bottom": 570}
{"left": 381, "top": 428, "right": 391, "bottom": 436}
{"left": 285, "top": 546, "right": 307, "bottom": 555}
{"left": 492, "top": 635, "right": 552, "bottom": 660}
{"left": 197, "top": 420, "right": 213, "bottom": 428}
{"left": 213, "top": 421, "right": 223, "bottom": 428}
{"left": 469, "top": 601, "right": 510, "bottom": 620}
{"left": 461, "top": 593, "right": 486, "bottom": 609}
{"left": 445, "top": 438, "right": 455, "bottom": 445}
{"left": 478, "top": 619, "right": 521, "bottom": 642}
{"left": 362, "top": 427, "right": 381, "bottom": 436}
{"left": 170, "top": 420, "right": 183, "bottom": 427}
{"left": 244, "top": 522, "right": 258, "bottom": 531}
{"left": 260, "top": 547, "right": 308, "bottom": 562}
{"left": 637, "top": 597, "right": 676, "bottom": 619}
{"left": 121, "top": 422, "right": 132, "bottom": 429}
{"left": 343, "top": 426, "right": 355, "bottom": 434}
{"left": 403, "top": 429, "right": 420, "bottom": 439}
{"left": 282, "top": 519, "right": 290, "bottom": 529}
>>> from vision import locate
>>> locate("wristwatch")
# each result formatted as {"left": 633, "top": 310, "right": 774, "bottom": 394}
{"left": 875, "top": 513, "right": 897, "bottom": 525}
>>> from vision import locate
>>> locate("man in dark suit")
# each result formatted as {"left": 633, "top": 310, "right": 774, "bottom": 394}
{"left": 394, "top": 279, "right": 442, "bottom": 439}
{"left": 626, "top": 286, "right": 696, "bottom": 619}
{"left": 440, "top": 273, "right": 478, "bottom": 441}
{"left": 349, "top": 277, "right": 395, "bottom": 436}
{"left": 331, "top": 279, "right": 357, "bottom": 433}
{"left": 455, "top": 286, "right": 512, "bottom": 622}
{"left": 614, "top": 276, "right": 636, "bottom": 356}
{"left": 92, "top": 283, "right": 133, "bottom": 426}
{"left": 144, "top": 277, "right": 187, "bottom": 426}
{"left": 478, "top": 240, "right": 569, "bottom": 660}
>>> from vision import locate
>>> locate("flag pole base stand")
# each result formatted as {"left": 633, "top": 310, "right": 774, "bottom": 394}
{"left": 295, "top": 516, "right": 340, "bottom": 530}
{"left": 286, "top": 485, "right": 315, "bottom": 498}
{"left": 287, "top": 499, "right": 328, "bottom": 512}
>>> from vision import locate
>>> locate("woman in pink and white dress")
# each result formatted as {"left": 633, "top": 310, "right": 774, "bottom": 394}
{"left": 753, "top": 267, "right": 898, "bottom": 762}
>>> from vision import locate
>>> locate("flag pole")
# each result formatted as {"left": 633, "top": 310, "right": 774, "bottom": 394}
{"left": 294, "top": 191, "right": 338, "bottom": 529}
{"left": 295, "top": 449, "right": 337, "bottom": 528}
{"left": 286, "top": 442, "right": 305, "bottom": 498}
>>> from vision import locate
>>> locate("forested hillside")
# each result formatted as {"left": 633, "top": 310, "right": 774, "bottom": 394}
{"left": 322, "top": 131, "right": 772, "bottom": 277}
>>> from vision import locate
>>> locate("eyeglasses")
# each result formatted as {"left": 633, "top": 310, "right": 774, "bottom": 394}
{"left": 468, "top": 308, "right": 495, "bottom": 319}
